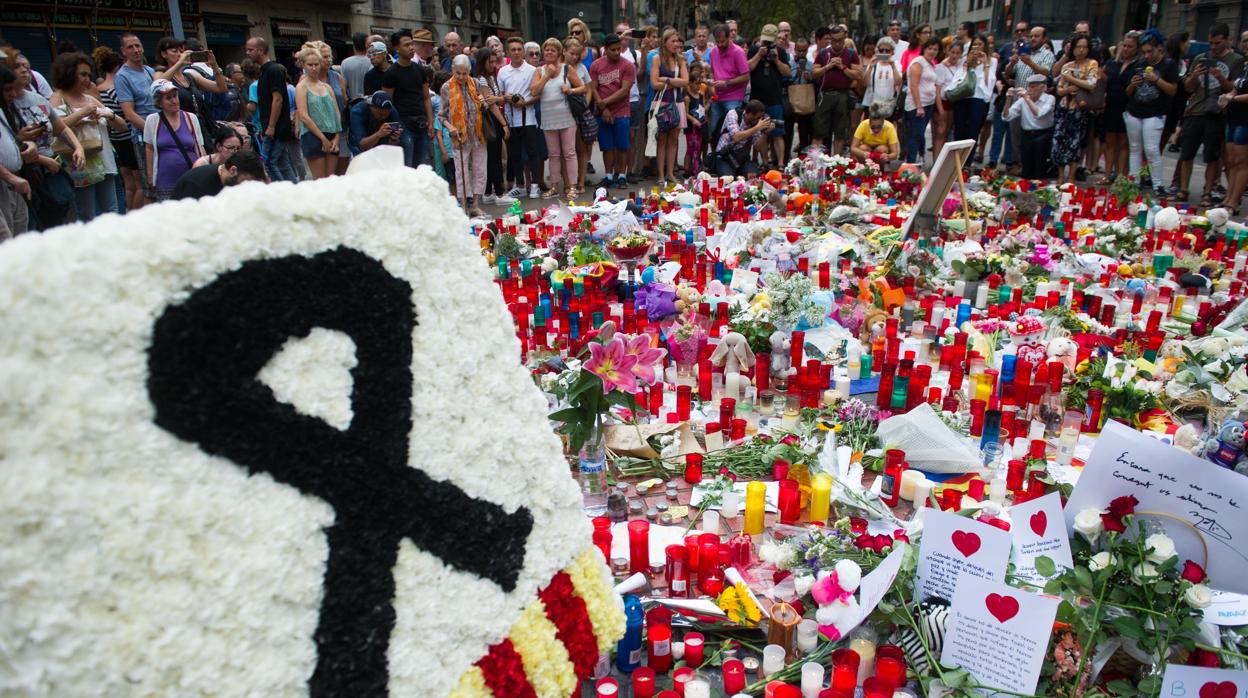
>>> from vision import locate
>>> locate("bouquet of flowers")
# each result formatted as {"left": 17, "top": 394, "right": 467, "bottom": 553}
{"left": 763, "top": 272, "right": 825, "bottom": 332}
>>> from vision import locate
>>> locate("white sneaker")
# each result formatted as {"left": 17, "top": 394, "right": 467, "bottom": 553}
{"left": 493, "top": 194, "right": 518, "bottom": 205}
{"left": 529, "top": 184, "right": 540, "bottom": 199}
{"left": 506, "top": 186, "right": 525, "bottom": 198}
{"left": 481, "top": 194, "right": 497, "bottom": 205}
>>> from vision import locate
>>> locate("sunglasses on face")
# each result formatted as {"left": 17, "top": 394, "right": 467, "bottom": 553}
{"left": 878, "top": 50, "right": 893, "bottom": 54}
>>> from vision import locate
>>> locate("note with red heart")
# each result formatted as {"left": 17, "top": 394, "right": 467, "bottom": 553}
{"left": 941, "top": 578, "right": 1059, "bottom": 697}
{"left": 1009, "top": 492, "right": 1074, "bottom": 586}
{"left": 1161, "top": 664, "right": 1248, "bottom": 698}
{"left": 916, "top": 510, "right": 1011, "bottom": 603}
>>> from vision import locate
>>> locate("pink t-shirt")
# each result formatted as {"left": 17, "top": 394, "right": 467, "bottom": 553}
{"left": 709, "top": 43, "right": 749, "bottom": 102}
{"left": 590, "top": 56, "right": 637, "bottom": 119}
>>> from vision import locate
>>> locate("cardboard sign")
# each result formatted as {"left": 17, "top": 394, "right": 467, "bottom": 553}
{"left": 1159, "top": 664, "right": 1248, "bottom": 698}
{"left": 915, "top": 509, "right": 1012, "bottom": 602}
{"left": 1065, "top": 421, "right": 1248, "bottom": 594}
{"left": 1009, "top": 492, "right": 1074, "bottom": 585}
{"left": 940, "top": 578, "right": 1059, "bottom": 697}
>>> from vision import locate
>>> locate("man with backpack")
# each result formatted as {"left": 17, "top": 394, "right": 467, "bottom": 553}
{"left": 811, "top": 25, "right": 862, "bottom": 155}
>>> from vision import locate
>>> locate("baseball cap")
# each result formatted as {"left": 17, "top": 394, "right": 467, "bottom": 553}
{"left": 412, "top": 28, "right": 435, "bottom": 44}
{"left": 149, "top": 78, "right": 177, "bottom": 99}
{"left": 369, "top": 90, "right": 393, "bottom": 109}
{"left": 602, "top": 33, "right": 621, "bottom": 47}
{"left": 760, "top": 24, "right": 779, "bottom": 42}
{"left": 1027, "top": 74, "right": 1047, "bottom": 84}
{"left": 367, "top": 41, "right": 388, "bottom": 56}
{"left": 828, "top": 25, "right": 846, "bottom": 35}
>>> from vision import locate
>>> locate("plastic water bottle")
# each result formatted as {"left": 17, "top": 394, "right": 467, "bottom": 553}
{"left": 579, "top": 436, "right": 608, "bottom": 516}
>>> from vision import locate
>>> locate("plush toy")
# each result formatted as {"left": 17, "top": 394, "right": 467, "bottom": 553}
{"left": 1173, "top": 423, "right": 1201, "bottom": 454}
{"left": 1047, "top": 336, "right": 1079, "bottom": 373}
{"left": 1155, "top": 206, "right": 1181, "bottom": 232}
{"left": 769, "top": 331, "right": 798, "bottom": 380}
{"left": 710, "top": 332, "right": 757, "bottom": 375}
{"left": 812, "top": 560, "right": 863, "bottom": 641}
{"left": 674, "top": 285, "right": 703, "bottom": 313}
{"left": 1009, "top": 316, "right": 1047, "bottom": 365}
{"left": 1206, "top": 207, "right": 1231, "bottom": 236}
{"left": 860, "top": 308, "right": 889, "bottom": 346}
{"left": 1200, "top": 419, "right": 1248, "bottom": 471}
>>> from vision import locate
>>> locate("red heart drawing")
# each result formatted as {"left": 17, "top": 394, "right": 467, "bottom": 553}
{"left": 1030, "top": 511, "right": 1047, "bottom": 537}
{"left": 1200, "top": 681, "right": 1237, "bottom": 698}
{"left": 985, "top": 593, "right": 1019, "bottom": 623}
{"left": 952, "top": 530, "right": 981, "bottom": 558}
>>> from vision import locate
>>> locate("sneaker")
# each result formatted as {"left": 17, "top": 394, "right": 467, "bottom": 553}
{"left": 493, "top": 194, "right": 518, "bottom": 205}
{"left": 481, "top": 194, "right": 497, "bottom": 205}
{"left": 614, "top": 176, "right": 631, "bottom": 189}
{"left": 529, "top": 183, "right": 540, "bottom": 199}
{"left": 506, "top": 186, "right": 525, "bottom": 198}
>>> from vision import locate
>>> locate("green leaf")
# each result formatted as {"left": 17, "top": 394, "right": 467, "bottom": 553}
{"left": 1111, "top": 615, "right": 1146, "bottom": 641}
{"left": 1074, "top": 566, "right": 1094, "bottom": 594}
{"left": 1034, "top": 556, "right": 1057, "bottom": 578}
{"left": 548, "top": 407, "right": 582, "bottom": 423}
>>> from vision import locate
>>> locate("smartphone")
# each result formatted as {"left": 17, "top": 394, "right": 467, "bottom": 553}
{"left": 630, "top": 29, "right": 647, "bottom": 39}
{"left": 189, "top": 50, "right": 210, "bottom": 62}
{"left": 387, "top": 121, "right": 402, "bottom": 130}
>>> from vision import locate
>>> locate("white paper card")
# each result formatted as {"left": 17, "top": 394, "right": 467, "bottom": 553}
{"left": 1065, "top": 421, "right": 1248, "bottom": 594}
{"left": 1009, "top": 492, "right": 1074, "bottom": 585}
{"left": 609, "top": 522, "right": 689, "bottom": 568}
{"left": 915, "top": 509, "right": 1012, "bottom": 602}
{"left": 857, "top": 545, "right": 907, "bottom": 623}
{"left": 1159, "top": 664, "right": 1248, "bottom": 698}
{"left": 729, "top": 268, "right": 760, "bottom": 295}
{"left": 1204, "top": 590, "right": 1248, "bottom": 626}
{"left": 941, "top": 578, "right": 1059, "bottom": 697}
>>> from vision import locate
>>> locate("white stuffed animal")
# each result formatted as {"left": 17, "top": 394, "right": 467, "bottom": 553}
{"left": 812, "top": 560, "right": 863, "bottom": 641}
{"left": 1047, "top": 336, "right": 1079, "bottom": 373}
{"left": 710, "top": 332, "right": 757, "bottom": 375}
{"left": 769, "top": 331, "right": 797, "bottom": 379}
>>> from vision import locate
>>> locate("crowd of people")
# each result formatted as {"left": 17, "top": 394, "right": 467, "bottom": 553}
{"left": 2, "top": 17, "right": 1246, "bottom": 237}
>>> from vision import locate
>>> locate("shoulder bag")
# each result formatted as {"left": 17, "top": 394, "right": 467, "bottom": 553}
{"left": 943, "top": 67, "right": 976, "bottom": 103}
{"left": 563, "top": 65, "right": 589, "bottom": 121}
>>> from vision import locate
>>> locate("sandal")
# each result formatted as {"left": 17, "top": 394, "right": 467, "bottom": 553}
{"left": 1199, "top": 194, "right": 1213, "bottom": 209}
{"left": 1094, "top": 173, "right": 1116, "bottom": 185}
{"left": 541, "top": 188, "right": 560, "bottom": 199}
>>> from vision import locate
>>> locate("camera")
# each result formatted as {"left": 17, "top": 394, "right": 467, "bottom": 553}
{"left": 189, "top": 50, "right": 210, "bottom": 62}
{"left": 510, "top": 94, "right": 522, "bottom": 103}
{"left": 630, "top": 29, "right": 647, "bottom": 39}
{"left": 1202, "top": 56, "right": 1217, "bottom": 69}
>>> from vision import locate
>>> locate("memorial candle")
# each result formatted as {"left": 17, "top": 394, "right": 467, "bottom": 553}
{"left": 723, "top": 659, "right": 747, "bottom": 694}
{"left": 778, "top": 479, "right": 800, "bottom": 524}
{"left": 698, "top": 540, "right": 720, "bottom": 593}
{"left": 628, "top": 520, "right": 651, "bottom": 574}
{"left": 810, "top": 473, "right": 832, "bottom": 524}
{"left": 633, "top": 667, "right": 657, "bottom": 698}
{"left": 683, "top": 632, "right": 706, "bottom": 666}
{"left": 647, "top": 622, "right": 673, "bottom": 672}
{"left": 744, "top": 481, "right": 766, "bottom": 535}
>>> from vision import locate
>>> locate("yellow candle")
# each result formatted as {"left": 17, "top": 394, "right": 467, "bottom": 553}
{"left": 810, "top": 473, "right": 832, "bottom": 524}
{"left": 744, "top": 481, "right": 766, "bottom": 535}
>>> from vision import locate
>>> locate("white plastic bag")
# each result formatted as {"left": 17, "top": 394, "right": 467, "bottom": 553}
{"left": 874, "top": 403, "right": 981, "bottom": 474}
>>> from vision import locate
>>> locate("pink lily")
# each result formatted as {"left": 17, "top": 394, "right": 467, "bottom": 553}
{"left": 584, "top": 337, "right": 638, "bottom": 394}
{"left": 622, "top": 334, "right": 667, "bottom": 386}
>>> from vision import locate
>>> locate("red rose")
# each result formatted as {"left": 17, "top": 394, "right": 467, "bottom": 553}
{"left": 1181, "top": 560, "right": 1207, "bottom": 584}
{"left": 1188, "top": 648, "right": 1221, "bottom": 668}
{"left": 772, "top": 569, "right": 792, "bottom": 584}
{"left": 854, "top": 534, "right": 874, "bottom": 550}
{"left": 789, "top": 599, "right": 806, "bottom": 616}
{"left": 872, "top": 534, "right": 892, "bottom": 553}
{"left": 893, "top": 534, "right": 910, "bottom": 544}
{"left": 1107, "top": 495, "right": 1139, "bottom": 518}
{"left": 1101, "top": 513, "right": 1127, "bottom": 533}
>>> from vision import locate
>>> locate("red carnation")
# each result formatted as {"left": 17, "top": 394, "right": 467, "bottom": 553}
{"left": 1101, "top": 513, "right": 1127, "bottom": 533}
{"left": 780, "top": 434, "right": 800, "bottom": 446}
{"left": 1188, "top": 648, "right": 1221, "bottom": 668}
{"left": 854, "top": 533, "right": 874, "bottom": 550}
{"left": 1181, "top": 560, "right": 1207, "bottom": 584}
{"left": 872, "top": 534, "right": 893, "bottom": 553}
{"left": 1107, "top": 495, "right": 1139, "bottom": 518}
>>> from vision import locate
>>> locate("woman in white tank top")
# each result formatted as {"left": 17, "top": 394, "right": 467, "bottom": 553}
{"left": 903, "top": 38, "right": 940, "bottom": 163}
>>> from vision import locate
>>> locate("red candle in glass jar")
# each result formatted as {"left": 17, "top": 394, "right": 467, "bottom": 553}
{"left": 722, "top": 658, "right": 747, "bottom": 694}
{"left": 1006, "top": 459, "right": 1027, "bottom": 491}
{"left": 683, "top": 631, "right": 706, "bottom": 666}
{"left": 633, "top": 667, "right": 657, "bottom": 698}
{"left": 628, "top": 520, "right": 651, "bottom": 575}
{"left": 666, "top": 544, "right": 690, "bottom": 597}
{"left": 874, "top": 656, "right": 906, "bottom": 690}
{"left": 647, "top": 622, "right": 673, "bottom": 672}
{"left": 778, "top": 479, "right": 800, "bottom": 524}
{"left": 698, "top": 360, "right": 712, "bottom": 401}
{"left": 672, "top": 667, "right": 695, "bottom": 695}
{"left": 650, "top": 382, "right": 665, "bottom": 417}
{"left": 818, "top": 690, "right": 854, "bottom": 698}
{"left": 789, "top": 331, "right": 805, "bottom": 371}
{"left": 773, "top": 459, "right": 791, "bottom": 481}
{"left": 595, "top": 677, "right": 620, "bottom": 697}
{"left": 755, "top": 353, "right": 770, "bottom": 392}
{"left": 719, "top": 398, "right": 736, "bottom": 433}
{"left": 830, "top": 647, "right": 860, "bottom": 691}
{"left": 698, "top": 540, "right": 719, "bottom": 587}
{"left": 684, "top": 452, "right": 704, "bottom": 485}
{"left": 676, "top": 385, "right": 692, "bottom": 421}
{"left": 862, "top": 677, "right": 894, "bottom": 698}
{"left": 729, "top": 418, "right": 746, "bottom": 441}
{"left": 685, "top": 534, "right": 701, "bottom": 571}
{"left": 593, "top": 529, "right": 611, "bottom": 560}
{"left": 729, "top": 533, "right": 752, "bottom": 567}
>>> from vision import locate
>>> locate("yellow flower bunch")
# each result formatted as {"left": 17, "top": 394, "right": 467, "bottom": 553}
{"left": 717, "top": 582, "right": 762, "bottom": 626}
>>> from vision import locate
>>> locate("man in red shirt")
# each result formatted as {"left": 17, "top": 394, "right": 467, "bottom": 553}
{"left": 811, "top": 25, "right": 862, "bottom": 155}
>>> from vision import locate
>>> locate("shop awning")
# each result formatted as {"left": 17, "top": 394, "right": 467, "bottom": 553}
{"left": 273, "top": 19, "right": 311, "bottom": 35}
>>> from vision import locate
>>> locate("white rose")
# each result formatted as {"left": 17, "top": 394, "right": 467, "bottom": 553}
{"left": 1185, "top": 583, "right": 1213, "bottom": 609}
{"left": 1145, "top": 533, "right": 1177, "bottom": 563}
{"left": 1132, "top": 562, "right": 1159, "bottom": 581}
{"left": 1088, "top": 552, "right": 1116, "bottom": 572}
{"left": 1073, "top": 509, "right": 1104, "bottom": 545}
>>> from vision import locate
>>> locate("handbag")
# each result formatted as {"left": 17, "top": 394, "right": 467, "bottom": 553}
{"left": 1074, "top": 67, "right": 1107, "bottom": 110}
{"left": 563, "top": 66, "right": 588, "bottom": 121}
{"left": 787, "top": 83, "right": 816, "bottom": 115}
{"left": 578, "top": 106, "right": 599, "bottom": 142}
{"left": 653, "top": 87, "right": 680, "bottom": 134}
{"left": 943, "top": 68, "right": 976, "bottom": 103}
{"left": 24, "top": 164, "right": 75, "bottom": 231}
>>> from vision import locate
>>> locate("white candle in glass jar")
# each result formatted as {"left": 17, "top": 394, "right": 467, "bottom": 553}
{"left": 851, "top": 636, "right": 877, "bottom": 685}
{"left": 720, "top": 490, "right": 740, "bottom": 518}
{"left": 899, "top": 470, "right": 926, "bottom": 502}
{"left": 762, "top": 644, "right": 786, "bottom": 677}
{"left": 684, "top": 678, "right": 711, "bottom": 698}
{"left": 801, "top": 662, "right": 825, "bottom": 698}
{"left": 796, "top": 618, "right": 819, "bottom": 653}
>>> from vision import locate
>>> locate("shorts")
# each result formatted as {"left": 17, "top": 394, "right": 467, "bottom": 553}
{"left": 301, "top": 131, "right": 340, "bottom": 159}
{"left": 814, "top": 89, "right": 851, "bottom": 142}
{"left": 1179, "top": 114, "right": 1225, "bottom": 163}
{"left": 598, "top": 116, "right": 631, "bottom": 152}
{"left": 1101, "top": 105, "right": 1126, "bottom": 134}
{"left": 765, "top": 103, "right": 785, "bottom": 137}
{"left": 1227, "top": 122, "right": 1248, "bottom": 146}
{"left": 112, "top": 139, "right": 138, "bottom": 169}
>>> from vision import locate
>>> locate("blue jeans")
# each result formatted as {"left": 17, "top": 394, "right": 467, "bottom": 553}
{"left": 265, "top": 137, "right": 300, "bottom": 182}
{"left": 903, "top": 108, "right": 931, "bottom": 164}
{"left": 74, "top": 174, "right": 119, "bottom": 222}
{"left": 953, "top": 98, "right": 990, "bottom": 164}
{"left": 399, "top": 122, "right": 428, "bottom": 168}
{"left": 989, "top": 107, "right": 1014, "bottom": 165}
{"left": 710, "top": 99, "right": 743, "bottom": 142}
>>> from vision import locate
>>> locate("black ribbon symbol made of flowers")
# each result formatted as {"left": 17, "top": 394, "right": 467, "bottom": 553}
{"left": 146, "top": 247, "right": 534, "bottom": 696}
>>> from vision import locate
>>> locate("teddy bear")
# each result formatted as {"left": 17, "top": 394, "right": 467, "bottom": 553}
{"left": 673, "top": 285, "right": 703, "bottom": 314}
{"left": 1047, "top": 336, "right": 1079, "bottom": 373}
{"left": 812, "top": 560, "right": 863, "bottom": 641}
{"left": 860, "top": 307, "right": 889, "bottom": 347}
{"left": 769, "top": 331, "right": 798, "bottom": 381}
{"left": 1009, "top": 316, "right": 1048, "bottom": 365}
{"left": 1200, "top": 419, "right": 1248, "bottom": 471}
{"left": 710, "top": 332, "right": 757, "bottom": 376}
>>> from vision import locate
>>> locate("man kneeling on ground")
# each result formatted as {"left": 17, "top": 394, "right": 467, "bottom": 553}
{"left": 711, "top": 99, "right": 773, "bottom": 177}
{"left": 172, "top": 149, "right": 267, "bottom": 200}
{"left": 850, "top": 107, "right": 901, "bottom": 165}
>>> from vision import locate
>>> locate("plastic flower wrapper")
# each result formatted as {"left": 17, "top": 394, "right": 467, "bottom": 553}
{"left": 762, "top": 272, "right": 825, "bottom": 332}
{"left": 635, "top": 283, "right": 678, "bottom": 321}
{"left": 662, "top": 313, "right": 709, "bottom": 371}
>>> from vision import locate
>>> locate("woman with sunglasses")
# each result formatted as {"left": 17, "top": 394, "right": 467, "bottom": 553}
{"left": 862, "top": 36, "right": 901, "bottom": 120}
{"left": 901, "top": 24, "right": 932, "bottom": 72}
{"left": 567, "top": 18, "right": 597, "bottom": 72}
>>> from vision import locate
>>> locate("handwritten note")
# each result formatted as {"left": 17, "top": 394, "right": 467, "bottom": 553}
{"left": 940, "top": 577, "right": 1059, "bottom": 697}
{"left": 1159, "top": 664, "right": 1248, "bottom": 698}
{"left": 857, "top": 545, "right": 907, "bottom": 623}
{"left": 1010, "top": 492, "right": 1074, "bottom": 585}
{"left": 916, "top": 509, "right": 1012, "bottom": 602}
{"left": 1065, "top": 421, "right": 1248, "bottom": 594}
{"left": 1205, "top": 590, "right": 1248, "bottom": 626}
